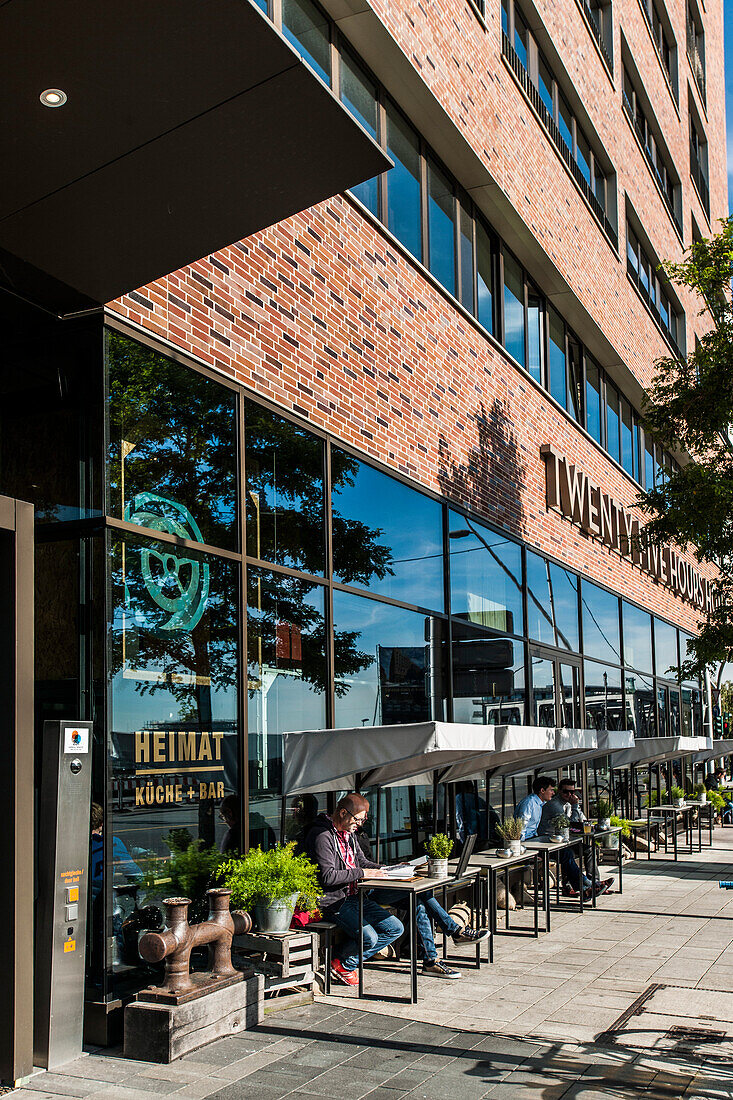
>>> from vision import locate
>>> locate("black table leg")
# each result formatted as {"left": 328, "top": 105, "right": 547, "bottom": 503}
{"left": 441, "top": 885, "right": 448, "bottom": 961}
{"left": 474, "top": 877, "right": 481, "bottom": 968}
{"left": 533, "top": 854, "right": 538, "bottom": 937}
{"left": 673, "top": 811, "right": 678, "bottom": 861}
{"left": 487, "top": 871, "right": 494, "bottom": 962}
{"left": 545, "top": 850, "right": 551, "bottom": 932}
{"left": 504, "top": 867, "right": 510, "bottom": 930}
{"left": 591, "top": 838, "right": 597, "bottom": 909}
{"left": 578, "top": 843, "right": 584, "bottom": 914}
{"left": 647, "top": 812, "right": 651, "bottom": 860}
{"left": 358, "top": 889, "right": 364, "bottom": 998}
{"left": 618, "top": 828, "right": 623, "bottom": 894}
{"left": 410, "top": 892, "right": 418, "bottom": 1004}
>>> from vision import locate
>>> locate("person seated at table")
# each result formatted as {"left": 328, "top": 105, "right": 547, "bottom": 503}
{"left": 562, "top": 783, "right": 614, "bottom": 895}
{"left": 515, "top": 775, "right": 556, "bottom": 840}
{"left": 307, "top": 793, "right": 487, "bottom": 985}
{"left": 705, "top": 768, "right": 724, "bottom": 791}
{"left": 538, "top": 779, "right": 610, "bottom": 900}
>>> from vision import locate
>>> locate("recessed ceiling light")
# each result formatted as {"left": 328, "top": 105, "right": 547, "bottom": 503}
{"left": 40, "top": 88, "right": 67, "bottom": 107}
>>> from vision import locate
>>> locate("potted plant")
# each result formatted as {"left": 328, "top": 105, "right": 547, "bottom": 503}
{"left": 424, "top": 833, "right": 453, "bottom": 878}
{"left": 694, "top": 782, "right": 707, "bottom": 804}
{"left": 670, "top": 786, "right": 685, "bottom": 808}
{"left": 220, "top": 842, "right": 321, "bottom": 933}
{"left": 551, "top": 814, "right": 570, "bottom": 842}
{"left": 596, "top": 798, "right": 613, "bottom": 829}
{"left": 496, "top": 816, "right": 524, "bottom": 856}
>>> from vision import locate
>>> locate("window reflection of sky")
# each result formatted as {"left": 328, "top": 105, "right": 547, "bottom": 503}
{"left": 332, "top": 452, "right": 444, "bottom": 609}
{"left": 448, "top": 510, "right": 523, "bottom": 635}
{"left": 622, "top": 601, "right": 653, "bottom": 672}
{"left": 581, "top": 579, "right": 621, "bottom": 665}
{"left": 526, "top": 550, "right": 579, "bottom": 651}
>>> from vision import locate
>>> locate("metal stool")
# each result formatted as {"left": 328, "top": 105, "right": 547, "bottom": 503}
{"left": 306, "top": 920, "right": 338, "bottom": 994}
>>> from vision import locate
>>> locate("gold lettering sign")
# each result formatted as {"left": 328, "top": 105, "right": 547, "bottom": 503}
{"left": 541, "top": 444, "right": 714, "bottom": 612}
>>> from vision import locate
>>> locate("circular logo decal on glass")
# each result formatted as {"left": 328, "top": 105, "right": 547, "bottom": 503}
{"left": 125, "top": 492, "right": 210, "bottom": 632}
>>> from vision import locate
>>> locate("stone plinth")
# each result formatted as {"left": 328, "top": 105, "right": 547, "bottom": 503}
{"left": 123, "top": 972, "right": 263, "bottom": 1063}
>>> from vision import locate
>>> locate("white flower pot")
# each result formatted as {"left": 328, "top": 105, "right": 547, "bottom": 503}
{"left": 509, "top": 840, "right": 522, "bottom": 857}
{"left": 427, "top": 858, "right": 449, "bottom": 878}
{"left": 675, "top": 798, "right": 684, "bottom": 808}
{"left": 699, "top": 792, "right": 707, "bottom": 804}
{"left": 561, "top": 830, "right": 570, "bottom": 842}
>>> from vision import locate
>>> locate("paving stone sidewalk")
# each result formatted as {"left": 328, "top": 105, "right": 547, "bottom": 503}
{"left": 12, "top": 828, "right": 733, "bottom": 1100}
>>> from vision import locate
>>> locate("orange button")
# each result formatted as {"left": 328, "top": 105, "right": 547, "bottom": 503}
{"left": 63, "top": 940, "right": 76, "bottom": 953}
{"left": 66, "top": 887, "right": 79, "bottom": 903}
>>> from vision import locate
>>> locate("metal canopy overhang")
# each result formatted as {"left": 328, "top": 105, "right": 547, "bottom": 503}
{"left": 281, "top": 722, "right": 632, "bottom": 796}
{"left": 0, "top": 0, "right": 391, "bottom": 315}
{"left": 612, "top": 736, "right": 711, "bottom": 769}
{"left": 692, "top": 739, "right": 733, "bottom": 764}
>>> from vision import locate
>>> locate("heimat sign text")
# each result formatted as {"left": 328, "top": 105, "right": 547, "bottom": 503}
{"left": 541, "top": 444, "right": 712, "bottom": 612}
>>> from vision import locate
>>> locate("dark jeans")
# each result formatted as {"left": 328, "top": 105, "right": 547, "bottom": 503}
{"left": 559, "top": 848, "right": 591, "bottom": 891}
{"left": 375, "top": 888, "right": 461, "bottom": 961}
{"left": 326, "top": 895, "right": 403, "bottom": 972}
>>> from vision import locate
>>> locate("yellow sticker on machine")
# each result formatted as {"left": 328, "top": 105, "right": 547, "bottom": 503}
{"left": 63, "top": 940, "right": 76, "bottom": 953}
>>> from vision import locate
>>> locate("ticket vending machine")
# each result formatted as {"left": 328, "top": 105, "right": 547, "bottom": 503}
{"left": 34, "top": 721, "right": 93, "bottom": 1070}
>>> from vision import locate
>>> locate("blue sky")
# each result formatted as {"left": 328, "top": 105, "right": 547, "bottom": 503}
{"left": 719, "top": 26, "right": 730, "bottom": 685}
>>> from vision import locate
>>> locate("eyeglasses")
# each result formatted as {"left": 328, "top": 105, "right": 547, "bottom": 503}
{"left": 345, "top": 810, "right": 368, "bottom": 824}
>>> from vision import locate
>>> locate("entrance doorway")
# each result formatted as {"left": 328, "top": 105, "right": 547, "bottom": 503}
{"left": 530, "top": 646, "right": 582, "bottom": 727}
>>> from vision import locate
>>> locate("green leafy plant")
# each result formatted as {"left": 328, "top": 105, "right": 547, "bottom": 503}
{"left": 596, "top": 798, "right": 613, "bottom": 820}
{"left": 551, "top": 814, "right": 570, "bottom": 836}
{"left": 694, "top": 782, "right": 706, "bottom": 797}
{"left": 610, "top": 815, "right": 632, "bottom": 838}
{"left": 670, "top": 786, "right": 685, "bottom": 801}
{"left": 136, "top": 835, "right": 224, "bottom": 905}
{"left": 496, "top": 816, "right": 524, "bottom": 843}
{"left": 425, "top": 833, "right": 453, "bottom": 859}
{"left": 708, "top": 791, "right": 725, "bottom": 812}
{"left": 220, "top": 842, "right": 321, "bottom": 911}
{"left": 646, "top": 791, "right": 659, "bottom": 807}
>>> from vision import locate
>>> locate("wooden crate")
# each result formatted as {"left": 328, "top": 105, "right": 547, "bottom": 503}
{"left": 233, "top": 930, "right": 316, "bottom": 995}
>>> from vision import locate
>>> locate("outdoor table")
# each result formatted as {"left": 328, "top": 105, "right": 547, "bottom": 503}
{"left": 587, "top": 825, "right": 623, "bottom": 906}
{"left": 437, "top": 871, "right": 486, "bottom": 967}
{"left": 625, "top": 819, "right": 660, "bottom": 859}
{"left": 464, "top": 850, "right": 540, "bottom": 945}
{"left": 524, "top": 836, "right": 586, "bottom": 933}
{"left": 646, "top": 804, "right": 699, "bottom": 860}
{"left": 685, "top": 800, "right": 714, "bottom": 847}
{"left": 357, "top": 871, "right": 481, "bottom": 1004}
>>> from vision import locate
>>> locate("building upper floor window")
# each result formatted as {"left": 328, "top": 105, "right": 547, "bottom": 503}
{"left": 501, "top": 0, "right": 616, "bottom": 244}
{"left": 689, "top": 106, "right": 710, "bottom": 220}
{"left": 686, "top": 0, "right": 706, "bottom": 104}
{"left": 639, "top": 0, "right": 678, "bottom": 100}
{"left": 622, "top": 61, "right": 681, "bottom": 234}
{"left": 583, "top": 0, "right": 613, "bottom": 70}
{"left": 626, "top": 217, "right": 684, "bottom": 355}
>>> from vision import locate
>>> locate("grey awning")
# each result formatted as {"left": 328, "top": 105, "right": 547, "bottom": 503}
{"left": 281, "top": 722, "right": 630, "bottom": 795}
{"left": 0, "top": 0, "right": 390, "bottom": 314}
{"left": 692, "top": 739, "right": 733, "bottom": 764}
{"left": 612, "top": 736, "right": 711, "bottom": 768}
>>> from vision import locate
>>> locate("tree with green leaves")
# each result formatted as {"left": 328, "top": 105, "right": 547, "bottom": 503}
{"left": 641, "top": 217, "right": 733, "bottom": 689}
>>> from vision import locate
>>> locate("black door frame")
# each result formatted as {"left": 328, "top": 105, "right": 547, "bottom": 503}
{"left": 0, "top": 495, "right": 34, "bottom": 1086}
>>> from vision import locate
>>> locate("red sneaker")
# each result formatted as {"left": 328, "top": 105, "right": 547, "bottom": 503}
{"left": 330, "top": 959, "right": 358, "bottom": 986}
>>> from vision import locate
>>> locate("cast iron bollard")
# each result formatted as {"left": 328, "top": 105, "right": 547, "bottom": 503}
{"left": 138, "top": 887, "right": 252, "bottom": 1004}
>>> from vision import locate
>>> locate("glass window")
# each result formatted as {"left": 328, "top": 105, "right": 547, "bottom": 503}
{"left": 245, "top": 402, "right": 325, "bottom": 575}
{"left": 606, "top": 383, "right": 620, "bottom": 464}
{"left": 248, "top": 568, "right": 327, "bottom": 847}
{"left": 558, "top": 93, "right": 573, "bottom": 152}
{"left": 623, "top": 601, "right": 653, "bottom": 672}
{"left": 581, "top": 580, "right": 621, "bottom": 664}
{"left": 526, "top": 550, "right": 579, "bottom": 652}
{"left": 640, "top": 251, "right": 650, "bottom": 295}
{"left": 584, "top": 662, "right": 624, "bottom": 730}
{"left": 333, "top": 590, "right": 446, "bottom": 726}
{"left": 459, "top": 204, "right": 475, "bottom": 315}
{"left": 621, "top": 399, "right": 634, "bottom": 478}
{"left": 501, "top": 0, "right": 509, "bottom": 34}
{"left": 538, "top": 54, "right": 554, "bottom": 117}
{"left": 282, "top": 0, "right": 331, "bottom": 84}
{"left": 576, "top": 129, "right": 592, "bottom": 185}
{"left": 452, "top": 623, "right": 526, "bottom": 725}
{"left": 594, "top": 162, "right": 606, "bottom": 208}
{"left": 527, "top": 290, "right": 543, "bottom": 385}
{"left": 331, "top": 450, "right": 444, "bottom": 609}
{"left": 654, "top": 618, "right": 679, "bottom": 677}
{"left": 427, "top": 159, "right": 455, "bottom": 295}
{"left": 567, "top": 338, "right": 583, "bottom": 423}
{"left": 627, "top": 228, "right": 639, "bottom": 274}
{"left": 625, "top": 670, "right": 656, "bottom": 736}
{"left": 448, "top": 511, "right": 523, "bottom": 635}
{"left": 340, "top": 51, "right": 379, "bottom": 215}
{"left": 514, "top": 9, "right": 529, "bottom": 69}
{"left": 107, "top": 332, "right": 238, "bottom": 551}
{"left": 503, "top": 251, "right": 526, "bottom": 368}
{"left": 585, "top": 355, "right": 602, "bottom": 443}
{"left": 548, "top": 307, "right": 567, "bottom": 409}
{"left": 531, "top": 655, "right": 557, "bottom": 725}
{"left": 476, "top": 219, "right": 493, "bottom": 333}
{"left": 386, "top": 102, "right": 422, "bottom": 261}
{"left": 644, "top": 436, "right": 655, "bottom": 489}
{"left": 108, "top": 532, "right": 239, "bottom": 991}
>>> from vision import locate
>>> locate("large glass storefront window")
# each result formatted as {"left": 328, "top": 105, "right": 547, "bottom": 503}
{"left": 584, "top": 661, "right": 624, "bottom": 730}
{"left": 526, "top": 550, "right": 580, "bottom": 651}
{"left": 107, "top": 333, "right": 238, "bottom": 551}
{"left": 448, "top": 512, "right": 523, "bottom": 635}
{"left": 245, "top": 402, "right": 326, "bottom": 575}
{"left": 331, "top": 450, "right": 444, "bottom": 609}
{"left": 581, "top": 580, "right": 621, "bottom": 665}
{"left": 625, "top": 670, "right": 656, "bottom": 736}
{"left": 622, "top": 600, "right": 653, "bottom": 673}
{"left": 452, "top": 622, "right": 526, "bottom": 724}
{"left": 333, "top": 590, "right": 447, "bottom": 726}
{"left": 106, "top": 532, "right": 239, "bottom": 994}
{"left": 654, "top": 617, "right": 679, "bottom": 677}
{"left": 247, "top": 568, "right": 327, "bottom": 846}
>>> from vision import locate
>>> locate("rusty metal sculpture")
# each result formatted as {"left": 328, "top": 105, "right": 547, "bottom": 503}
{"left": 138, "top": 888, "right": 252, "bottom": 1004}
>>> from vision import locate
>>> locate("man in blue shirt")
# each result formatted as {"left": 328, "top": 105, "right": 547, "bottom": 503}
{"left": 515, "top": 776, "right": 556, "bottom": 840}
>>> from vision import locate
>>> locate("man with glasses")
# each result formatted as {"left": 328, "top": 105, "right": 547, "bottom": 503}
{"left": 538, "top": 779, "right": 611, "bottom": 900}
{"left": 307, "top": 793, "right": 487, "bottom": 985}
